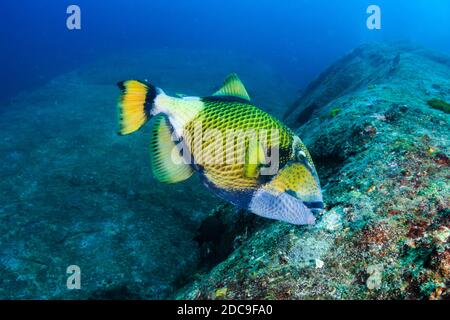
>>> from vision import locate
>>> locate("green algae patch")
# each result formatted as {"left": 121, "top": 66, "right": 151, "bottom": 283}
{"left": 427, "top": 98, "right": 450, "bottom": 114}
{"left": 329, "top": 108, "right": 342, "bottom": 117}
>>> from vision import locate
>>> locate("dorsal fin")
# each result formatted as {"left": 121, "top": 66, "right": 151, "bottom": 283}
{"left": 213, "top": 73, "right": 251, "bottom": 101}
{"left": 150, "top": 115, "right": 194, "bottom": 184}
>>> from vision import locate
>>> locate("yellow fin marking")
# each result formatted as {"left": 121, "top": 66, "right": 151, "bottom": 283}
{"left": 117, "top": 80, "right": 150, "bottom": 135}
{"left": 244, "top": 141, "right": 266, "bottom": 178}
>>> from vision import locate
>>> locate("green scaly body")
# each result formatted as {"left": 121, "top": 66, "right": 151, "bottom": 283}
{"left": 183, "top": 96, "right": 294, "bottom": 191}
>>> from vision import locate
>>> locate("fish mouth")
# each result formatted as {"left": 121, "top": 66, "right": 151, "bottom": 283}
{"left": 303, "top": 200, "right": 324, "bottom": 221}
{"left": 297, "top": 198, "right": 322, "bottom": 225}
{"left": 302, "top": 188, "right": 324, "bottom": 219}
{"left": 298, "top": 160, "right": 324, "bottom": 211}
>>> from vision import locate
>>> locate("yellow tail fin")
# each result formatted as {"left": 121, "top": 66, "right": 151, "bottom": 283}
{"left": 117, "top": 80, "right": 156, "bottom": 135}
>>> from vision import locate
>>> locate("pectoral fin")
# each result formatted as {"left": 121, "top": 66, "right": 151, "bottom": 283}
{"left": 244, "top": 141, "right": 266, "bottom": 178}
{"left": 150, "top": 115, "right": 194, "bottom": 184}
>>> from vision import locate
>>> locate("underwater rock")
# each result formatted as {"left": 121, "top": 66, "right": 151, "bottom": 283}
{"left": 0, "top": 43, "right": 448, "bottom": 300}
{"left": 194, "top": 205, "right": 262, "bottom": 272}
{"left": 366, "top": 264, "right": 383, "bottom": 290}
{"left": 283, "top": 42, "right": 450, "bottom": 127}
{"left": 177, "top": 42, "right": 450, "bottom": 300}
{"left": 194, "top": 215, "right": 226, "bottom": 246}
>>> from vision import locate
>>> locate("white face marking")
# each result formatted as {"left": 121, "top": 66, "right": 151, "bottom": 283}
{"left": 181, "top": 96, "right": 201, "bottom": 101}
{"left": 292, "top": 136, "right": 305, "bottom": 160}
{"left": 153, "top": 93, "right": 204, "bottom": 138}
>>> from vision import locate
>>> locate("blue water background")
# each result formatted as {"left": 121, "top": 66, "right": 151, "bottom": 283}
{"left": 1, "top": 0, "right": 449, "bottom": 103}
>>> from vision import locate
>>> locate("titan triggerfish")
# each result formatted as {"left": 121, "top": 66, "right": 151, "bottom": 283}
{"left": 117, "top": 74, "right": 323, "bottom": 225}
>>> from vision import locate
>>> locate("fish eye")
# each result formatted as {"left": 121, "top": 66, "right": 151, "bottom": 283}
{"left": 297, "top": 150, "right": 307, "bottom": 160}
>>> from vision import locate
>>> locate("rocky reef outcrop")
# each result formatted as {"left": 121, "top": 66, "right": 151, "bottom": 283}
{"left": 177, "top": 43, "right": 450, "bottom": 300}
